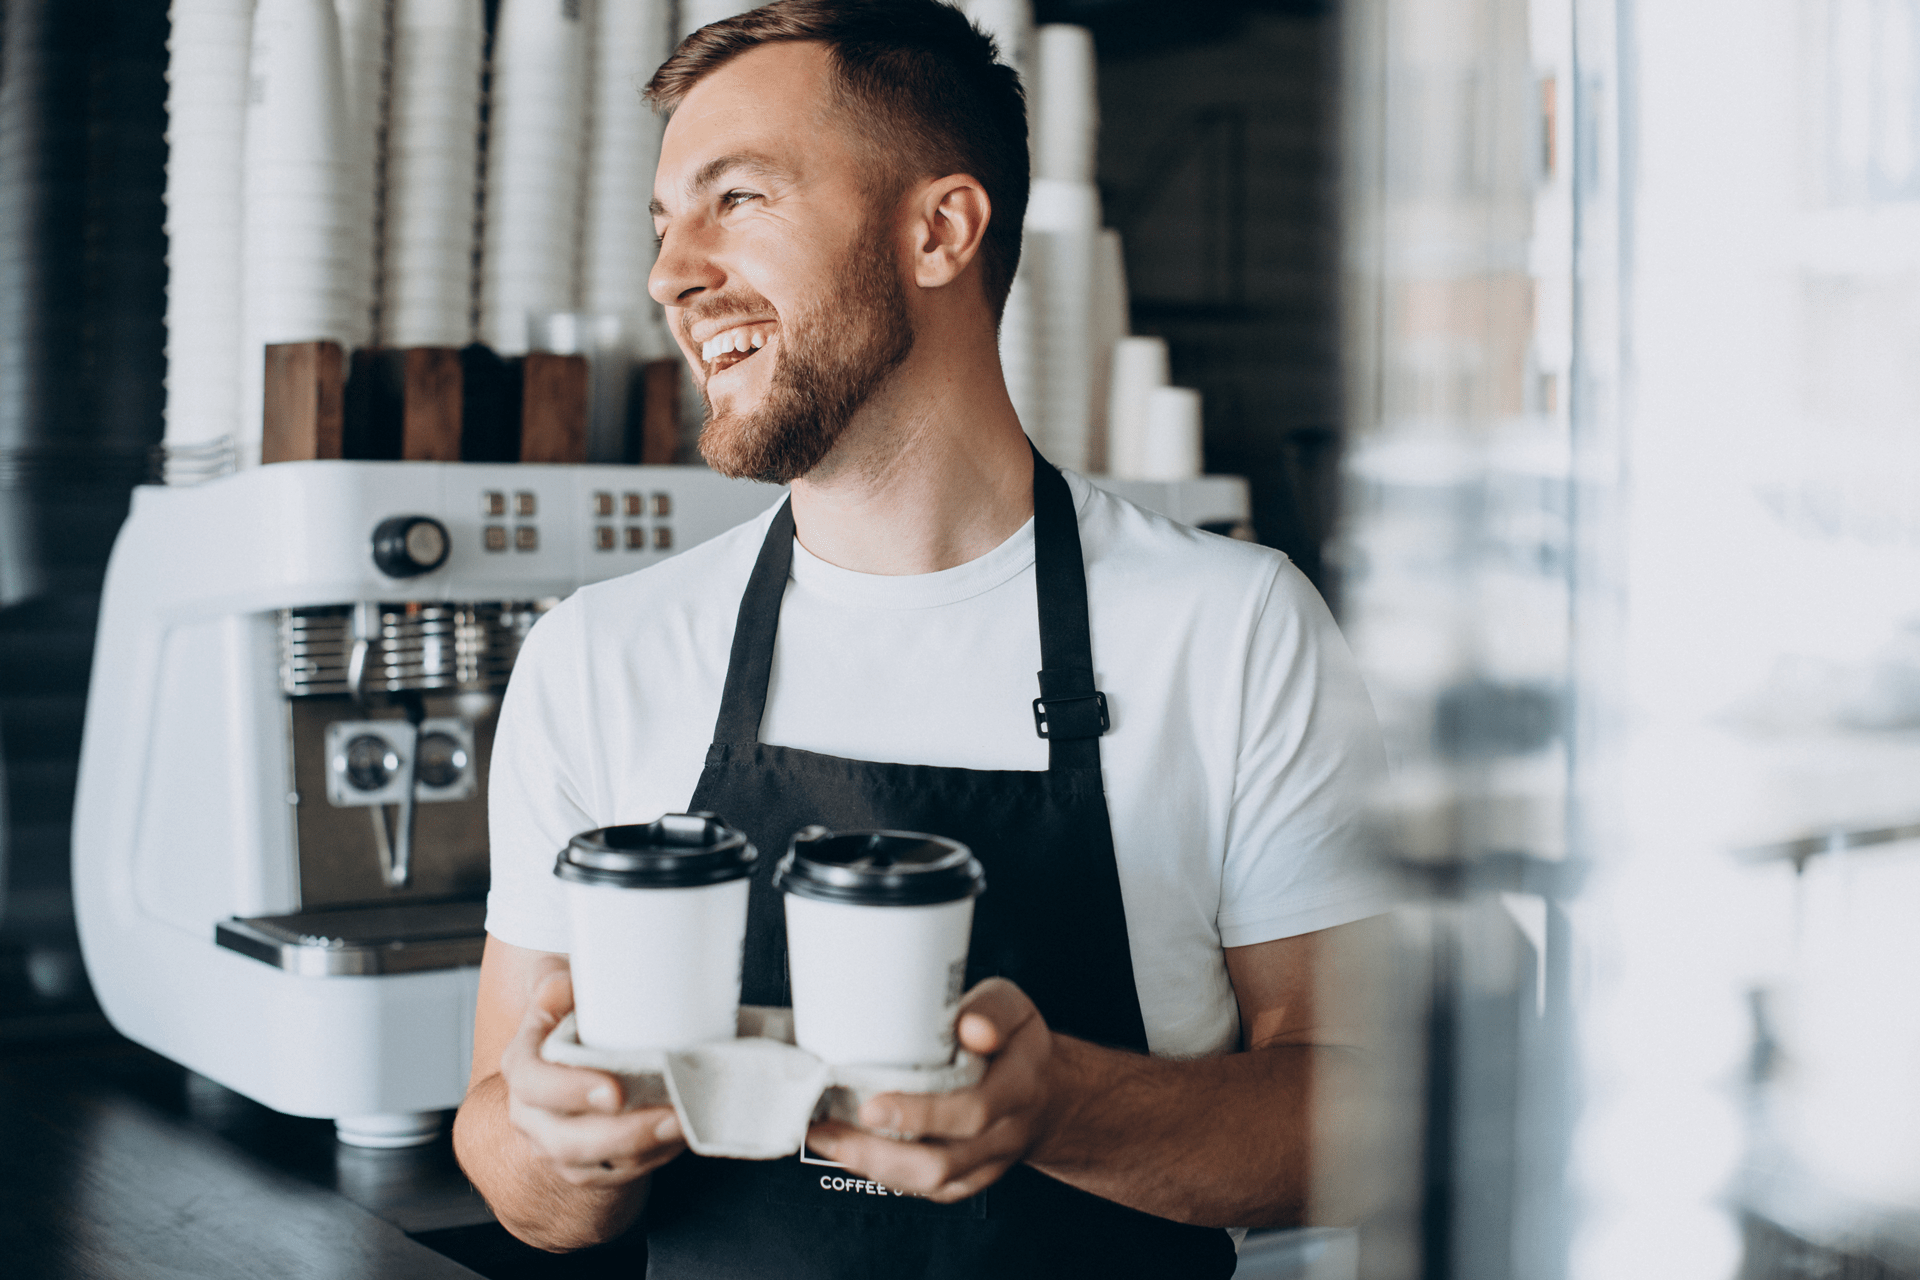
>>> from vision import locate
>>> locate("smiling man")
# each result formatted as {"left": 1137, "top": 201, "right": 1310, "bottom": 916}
{"left": 451, "top": 2, "right": 1401, "bottom": 1277}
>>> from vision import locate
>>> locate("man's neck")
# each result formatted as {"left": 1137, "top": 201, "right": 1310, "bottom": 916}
{"left": 785, "top": 328, "right": 1035, "bottom": 576}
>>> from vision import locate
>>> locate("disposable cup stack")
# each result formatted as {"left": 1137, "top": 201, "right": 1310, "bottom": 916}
{"left": 384, "top": 0, "right": 485, "bottom": 348}
{"left": 162, "top": 0, "right": 254, "bottom": 472}
{"left": 334, "top": 0, "right": 386, "bottom": 348}
{"left": 1087, "top": 227, "right": 1128, "bottom": 474}
{"left": 1106, "top": 336, "right": 1169, "bottom": 480}
{"left": 1032, "top": 24, "right": 1096, "bottom": 186}
{"left": 1139, "top": 386, "right": 1203, "bottom": 481}
{"left": 241, "top": 0, "right": 358, "bottom": 466}
{"left": 1021, "top": 176, "right": 1101, "bottom": 473}
{"left": 1004, "top": 25, "right": 1106, "bottom": 473}
{"left": 678, "top": 0, "right": 763, "bottom": 41}
{"left": 581, "top": 0, "right": 674, "bottom": 361}
{"left": 480, "top": 0, "right": 587, "bottom": 356}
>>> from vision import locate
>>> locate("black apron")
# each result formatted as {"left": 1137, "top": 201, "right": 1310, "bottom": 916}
{"left": 643, "top": 447, "right": 1237, "bottom": 1279}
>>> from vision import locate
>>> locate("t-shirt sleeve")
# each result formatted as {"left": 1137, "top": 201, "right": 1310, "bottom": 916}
{"left": 484, "top": 600, "right": 591, "bottom": 955}
{"left": 1216, "top": 561, "right": 1402, "bottom": 947}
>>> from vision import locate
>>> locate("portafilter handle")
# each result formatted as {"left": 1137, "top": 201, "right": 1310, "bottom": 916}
{"left": 385, "top": 691, "right": 428, "bottom": 890}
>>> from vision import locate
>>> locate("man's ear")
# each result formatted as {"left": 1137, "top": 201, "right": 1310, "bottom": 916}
{"left": 908, "top": 174, "right": 992, "bottom": 291}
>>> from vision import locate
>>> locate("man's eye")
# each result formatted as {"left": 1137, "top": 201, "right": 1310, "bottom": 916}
{"left": 722, "top": 190, "right": 759, "bottom": 208}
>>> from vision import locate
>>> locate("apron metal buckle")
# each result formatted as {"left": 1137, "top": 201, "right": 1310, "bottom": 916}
{"left": 1031, "top": 691, "right": 1110, "bottom": 740}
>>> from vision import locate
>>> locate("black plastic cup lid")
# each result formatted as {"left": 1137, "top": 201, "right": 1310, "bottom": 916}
{"left": 773, "top": 827, "right": 985, "bottom": 907}
{"left": 554, "top": 812, "right": 757, "bottom": 889}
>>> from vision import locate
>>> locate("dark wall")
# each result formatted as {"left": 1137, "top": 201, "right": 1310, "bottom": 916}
{"left": 0, "top": 0, "right": 168, "bottom": 1035}
{"left": 1056, "top": 0, "right": 1344, "bottom": 595}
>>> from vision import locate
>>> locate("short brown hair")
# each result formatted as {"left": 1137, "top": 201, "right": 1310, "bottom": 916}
{"left": 646, "top": 0, "right": 1029, "bottom": 318}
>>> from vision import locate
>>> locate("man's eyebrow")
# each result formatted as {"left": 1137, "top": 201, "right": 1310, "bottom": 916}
{"left": 652, "top": 152, "right": 795, "bottom": 220}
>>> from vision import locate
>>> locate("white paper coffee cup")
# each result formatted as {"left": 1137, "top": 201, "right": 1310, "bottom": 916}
{"left": 775, "top": 828, "right": 986, "bottom": 1068}
{"left": 555, "top": 813, "right": 757, "bottom": 1052}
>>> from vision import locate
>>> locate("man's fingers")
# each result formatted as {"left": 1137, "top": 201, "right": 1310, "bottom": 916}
{"left": 862, "top": 1028, "right": 1045, "bottom": 1138}
{"left": 501, "top": 1009, "right": 626, "bottom": 1114}
{"left": 512, "top": 1100, "right": 685, "bottom": 1171}
{"left": 953, "top": 977, "right": 1038, "bottom": 1055}
{"left": 509, "top": 1054, "right": 627, "bottom": 1116}
{"left": 927, "top": 1158, "right": 1016, "bottom": 1204}
{"left": 862, "top": 1085, "right": 993, "bottom": 1140}
{"left": 500, "top": 969, "right": 626, "bottom": 1116}
{"left": 808, "top": 1117, "right": 1025, "bottom": 1199}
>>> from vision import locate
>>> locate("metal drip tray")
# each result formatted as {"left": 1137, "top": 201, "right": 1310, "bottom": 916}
{"left": 217, "top": 898, "right": 487, "bottom": 977}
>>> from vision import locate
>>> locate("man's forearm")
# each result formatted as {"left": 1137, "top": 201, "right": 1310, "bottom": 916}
{"left": 452, "top": 1074, "right": 649, "bottom": 1251}
{"left": 1028, "top": 1036, "right": 1370, "bottom": 1229}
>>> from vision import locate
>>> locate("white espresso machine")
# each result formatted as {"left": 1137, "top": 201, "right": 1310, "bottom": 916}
{"left": 71, "top": 460, "right": 1249, "bottom": 1146}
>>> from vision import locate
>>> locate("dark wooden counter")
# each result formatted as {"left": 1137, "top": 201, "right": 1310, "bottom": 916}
{"left": 0, "top": 1033, "right": 648, "bottom": 1279}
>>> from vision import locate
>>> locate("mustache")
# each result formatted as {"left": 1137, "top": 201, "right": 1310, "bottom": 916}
{"left": 677, "top": 294, "right": 777, "bottom": 344}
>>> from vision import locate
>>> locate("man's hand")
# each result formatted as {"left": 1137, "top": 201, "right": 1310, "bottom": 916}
{"left": 499, "top": 969, "right": 689, "bottom": 1188}
{"left": 802, "top": 978, "right": 1057, "bottom": 1202}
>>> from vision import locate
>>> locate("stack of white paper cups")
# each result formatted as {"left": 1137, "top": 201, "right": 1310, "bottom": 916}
{"left": 480, "top": 0, "right": 586, "bottom": 355}
{"left": 1140, "top": 385, "right": 1204, "bottom": 480}
{"left": 1032, "top": 24, "right": 1096, "bottom": 186}
{"left": 334, "top": 0, "right": 385, "bottom": 348}
{"left": 1023, "top": 177, "right": 1100, "bottom": 473}
{"left": 240, "top": 0, "right": 359, "bottom": 465}
{"left": 384, "top": 0, "right": 485, "bottom": 349}
{"left": 1106, "top": 335, "right": 1170, "bottom": 480}
{"left": 556, "top": 814, "right": 758, "bottom": 1052}
{"left": 162, "top": 0, "right": 254, "bottom": 472}
{"left": 1087, "top": 227, "right": 1129, "bottom": 474}
{"left": 1003, "top": 25, "right": 1104, "bottom": 472}
{"left": 581, "top": 0, "right": 674, "bottom": 361}
{"left": 776, "top": 828, "right": 987, "bottom": 1068}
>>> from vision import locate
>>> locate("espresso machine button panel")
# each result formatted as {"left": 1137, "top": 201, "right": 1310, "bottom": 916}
{"left": 323, "top": 718, "right": 476, "bottom": 808}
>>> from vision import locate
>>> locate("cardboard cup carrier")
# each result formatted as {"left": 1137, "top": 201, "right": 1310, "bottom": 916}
{"left": 775, "top": 827, "right": 987, "bottom": 1067}
{"left": 542, "top": 817, "right": 987, "bottom": 1161}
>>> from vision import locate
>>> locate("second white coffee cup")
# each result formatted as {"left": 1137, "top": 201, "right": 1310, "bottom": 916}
{"left": 556, "top": 812, "right": 756, "bottom": 1052}
{"left": 775, "top": 827, "right": 987, "bottom": 1068}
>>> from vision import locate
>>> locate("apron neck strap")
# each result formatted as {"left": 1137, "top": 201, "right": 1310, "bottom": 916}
{"left": 709, "top": 442, "right": 1107, "bottom": 772}
{"left": 710, "top": 495, "right": 796, "bottom": 747}
{"left": 1029, "top": 442, "right": 1107, "bottom": 770}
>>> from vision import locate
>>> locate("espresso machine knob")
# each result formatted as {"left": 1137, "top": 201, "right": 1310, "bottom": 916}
{"left": 372, "top": 516, "right": 450, "bottom": 578}
{"left": 414, "top": 731, "right": 470, "bottom": 790}
{"left": 341, "top": 734, "right": 400, "bottom": 793}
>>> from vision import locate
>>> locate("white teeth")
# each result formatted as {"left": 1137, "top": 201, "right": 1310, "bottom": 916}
{"left": 701, "top": 327, "right": 770, "bottom": 362}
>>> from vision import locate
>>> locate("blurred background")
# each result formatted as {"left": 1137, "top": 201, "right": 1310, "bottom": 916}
{"left": 5, "top": 1, "right": 1920, "bottom": 1278}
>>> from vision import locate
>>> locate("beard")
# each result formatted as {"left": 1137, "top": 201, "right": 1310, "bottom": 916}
{"left": 692, "top": 217, "right": 916, "bottom": 485}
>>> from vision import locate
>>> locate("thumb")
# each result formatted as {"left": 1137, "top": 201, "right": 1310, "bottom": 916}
{"left": 955, "top": 977, "right": 1038, "bottom": 1055}
{"left": 530, "top": 967, "right": 575, "bottom": 1026}
{"left": 957, "top": 1009, "right": 1005, "bottom": 1055}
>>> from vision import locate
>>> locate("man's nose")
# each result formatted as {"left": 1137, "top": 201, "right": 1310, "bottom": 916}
{"left": 649, "top": 218, "right": 726, "bottom": 308}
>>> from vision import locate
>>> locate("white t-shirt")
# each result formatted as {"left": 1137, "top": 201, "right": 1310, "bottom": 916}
{"left": 486, "top": 472, "right": 1396, "bottom": 1059}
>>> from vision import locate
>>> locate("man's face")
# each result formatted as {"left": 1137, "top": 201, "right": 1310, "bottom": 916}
{"left": 649, "top": 43, "right": 915, "bottom": 484}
